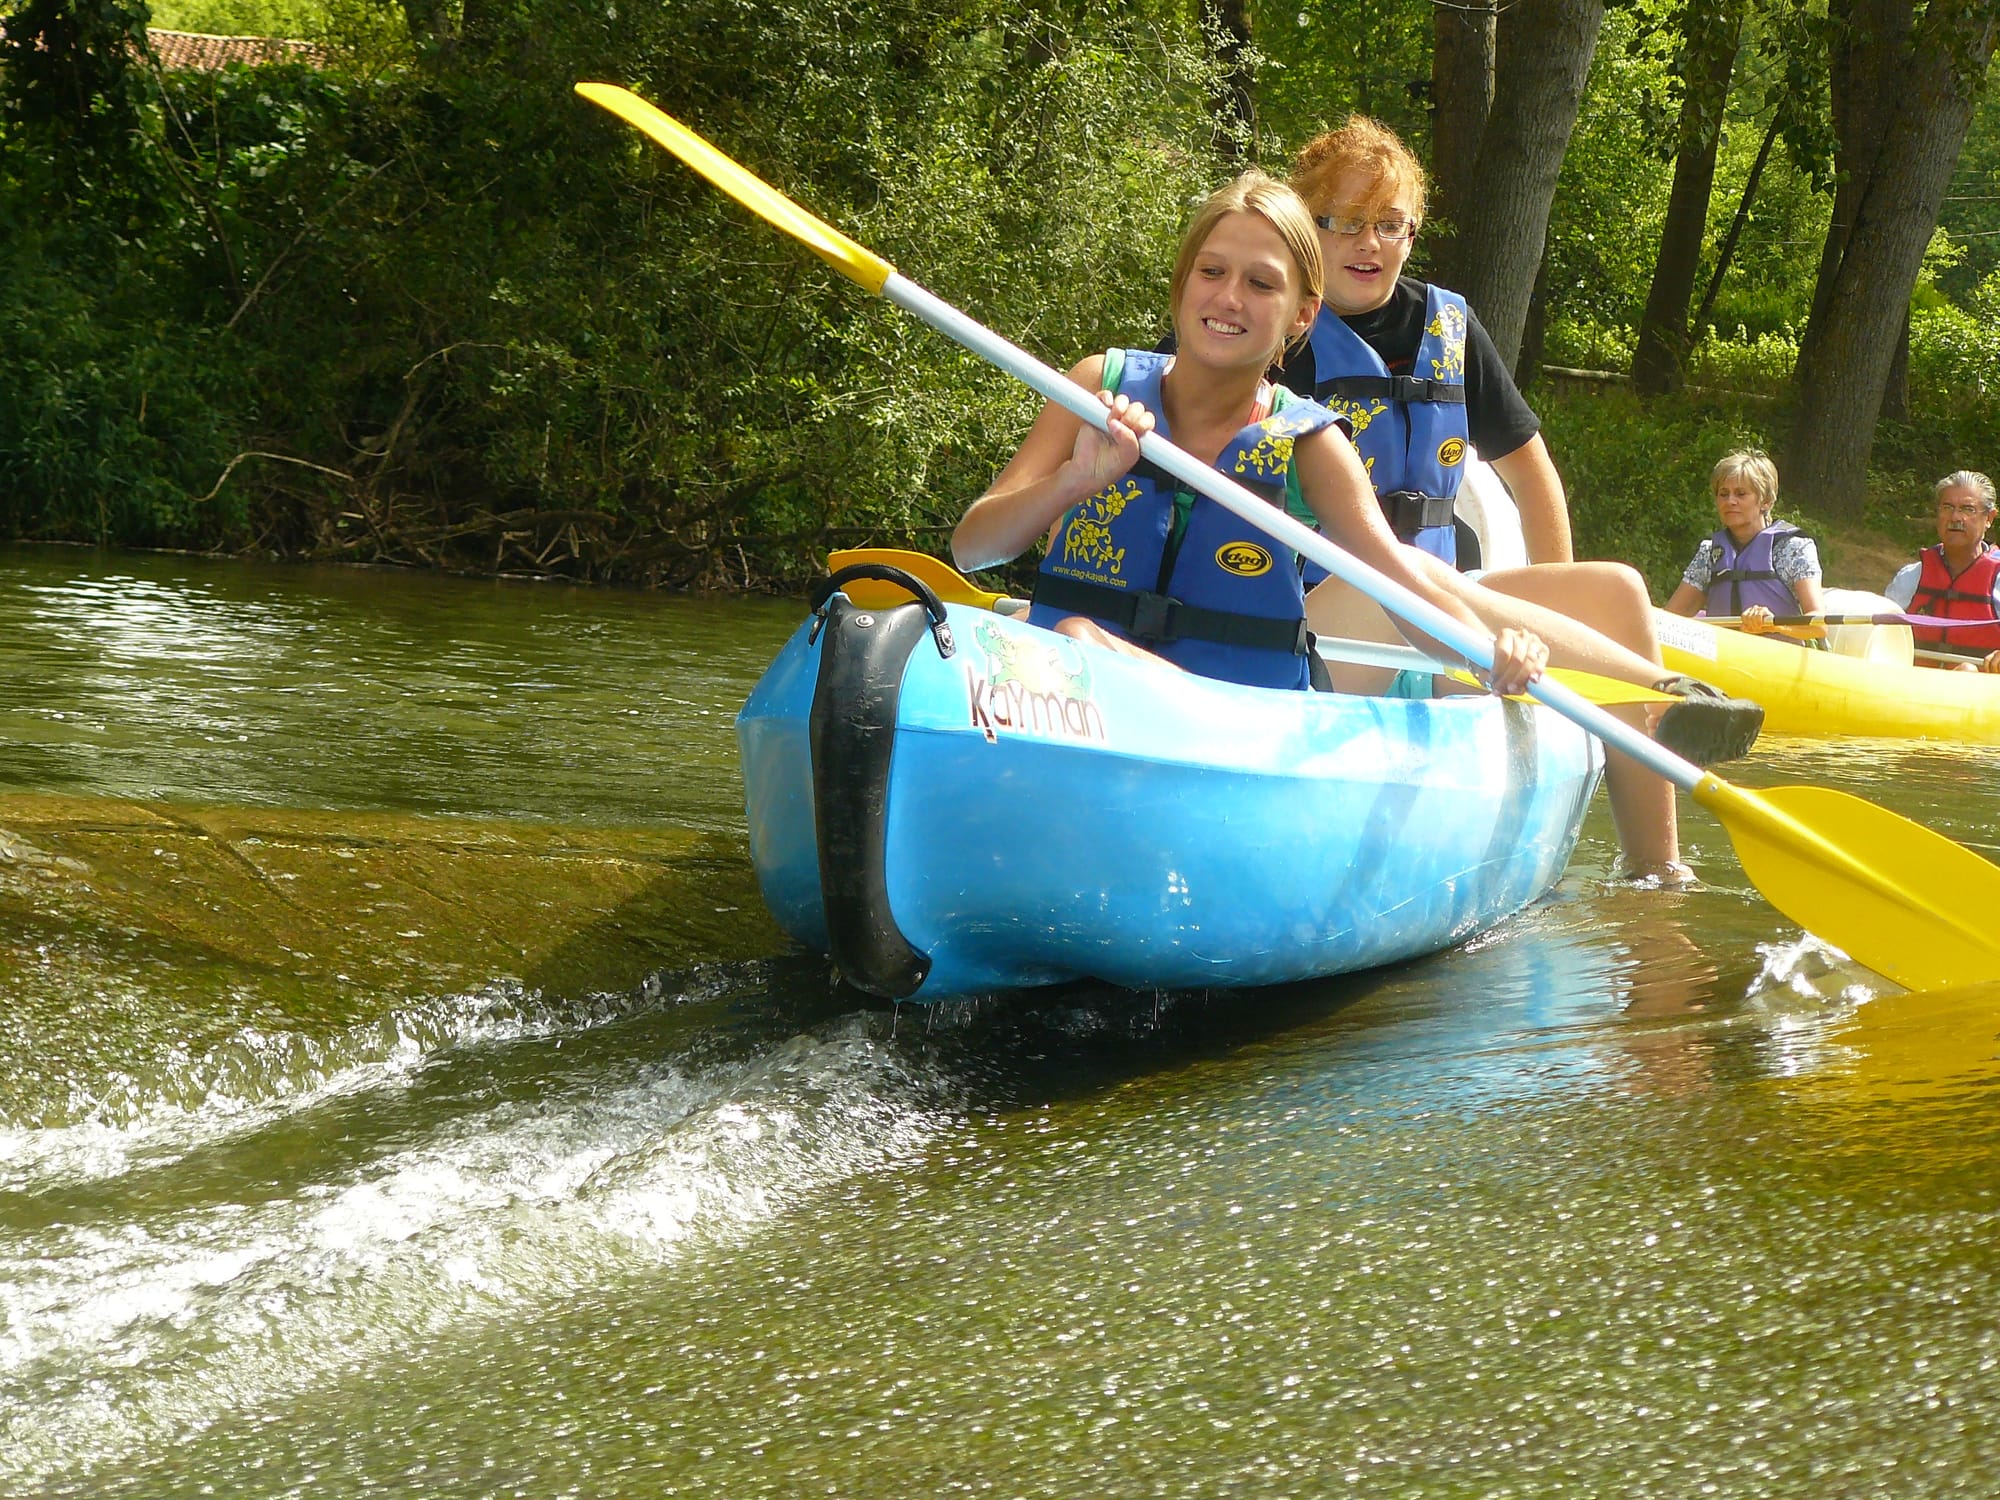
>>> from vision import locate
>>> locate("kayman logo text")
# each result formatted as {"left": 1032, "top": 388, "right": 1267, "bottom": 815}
{"left": 1215, "top": 542, "right": 1273, "bottom": 577}
{"left": 967, "top": 671, "right": 1107, "bottom": 744}
{"left": 965, "top": 621, "right": 1109, "bottom": 745}
{"left": 1436, "top": 437, "right": 1466, "bottom": 467}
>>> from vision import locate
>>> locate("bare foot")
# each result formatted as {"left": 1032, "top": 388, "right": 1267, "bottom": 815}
{"left": 1618, "top": 860, "right": 1700, "bottom": 890}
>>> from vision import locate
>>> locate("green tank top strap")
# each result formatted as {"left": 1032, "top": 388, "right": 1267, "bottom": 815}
{"left": 1101, "top": 346, "right": 1127, "bottom": 395}
{"left": 1269, "top": 385, "right": 1316, "bottom": 529}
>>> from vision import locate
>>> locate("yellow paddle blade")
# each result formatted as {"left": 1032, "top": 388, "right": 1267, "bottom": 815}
{"left": 827, "top": 547, "right": 1009, "bottom": 609}
{"left": 1694, "top": 777, "right": 2000, "bottom": 991}
{"left": 575, "top": 83, "right": 895, "bottom": 294}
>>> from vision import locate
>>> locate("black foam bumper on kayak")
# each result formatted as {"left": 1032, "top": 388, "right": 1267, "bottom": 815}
{"left": 807, "top": 592, "right": 935, "bottom": 999}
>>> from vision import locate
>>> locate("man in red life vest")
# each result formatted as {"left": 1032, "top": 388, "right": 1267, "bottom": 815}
{"left": 1886, "top": 471, "right": 2000, "bottom": 673}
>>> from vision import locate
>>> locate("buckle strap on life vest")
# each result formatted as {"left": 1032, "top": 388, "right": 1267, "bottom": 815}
{"left": 1317, "top": 374, "right": 1468, "bottom": 406}
{"left": 1380, "top": 489, "right": 1457, "bottom": 538}
{"left": 1915, "top": 582, "right": 1998, "bottom": 609}
{"left": 1031, "top": 572, "right": 1310, "bottom": 655}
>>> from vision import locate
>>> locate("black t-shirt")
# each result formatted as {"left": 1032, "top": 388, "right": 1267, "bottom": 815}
{"left": 1279, "top": 278, "right": 1540, "bottom": 460}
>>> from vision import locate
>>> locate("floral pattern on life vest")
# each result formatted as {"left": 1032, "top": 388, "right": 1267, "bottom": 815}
{"left": 1231, "top": 422, "right": 1301, "bottom": 485}
{"left": 1323, "top": 394, "right": 1388, "bottom": 439}
{"left": 1427, "top": 302, "right": 1467, "bottom": 382}
{"left": 1261, "top": 405, "right": 1331, "bottom": 442}
{"left": 1059, "top": 481, "right": 1135, "bottom": 578}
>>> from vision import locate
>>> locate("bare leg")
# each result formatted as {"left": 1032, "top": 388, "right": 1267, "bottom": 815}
{"left": 1474, "top": 562, "right": 1665, "bottom": 686}
{"left": 1302, "top": 578, "right": 1405, "bottom": 695}
{"left": 1470, "top": 564, "right": 1682, "bottom": 879}
{"left": 1052, "top": 615, "right": 1184, "bottom": 669}
{"left": 1312, "top": 560, "right": 1667, "bottom": 687}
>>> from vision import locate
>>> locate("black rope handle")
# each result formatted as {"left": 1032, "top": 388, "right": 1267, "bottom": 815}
{"left": 811, "top": 562, "right": 955, "bottom": 658}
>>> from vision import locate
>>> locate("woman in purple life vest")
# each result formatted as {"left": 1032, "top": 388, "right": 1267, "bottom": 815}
{"left": 1664, "top": 449, "right": 1826, "bottom": 643}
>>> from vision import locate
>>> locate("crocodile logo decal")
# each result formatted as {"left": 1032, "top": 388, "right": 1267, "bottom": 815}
{"left": 965, "top": 620, "right": 1108, "bottom": 744}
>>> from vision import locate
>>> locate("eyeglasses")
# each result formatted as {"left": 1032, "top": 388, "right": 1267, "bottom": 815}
{"left": 1314, "top": 213, "right": 1419, "bottom": 242}
{"left": 1938, "top": 502, "right": 1994, "bottom": 518}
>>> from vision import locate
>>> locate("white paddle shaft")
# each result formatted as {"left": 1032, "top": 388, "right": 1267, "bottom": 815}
{"left": 882, "top": 273, "right": 1699, "bottom": 792}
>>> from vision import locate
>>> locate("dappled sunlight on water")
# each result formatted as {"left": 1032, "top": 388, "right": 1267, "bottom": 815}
{"left": 3, "top": 549, "right": 2000, "bottom": 1496}
{"left": 0, "top": 550, "right": 794, "bottom": 827}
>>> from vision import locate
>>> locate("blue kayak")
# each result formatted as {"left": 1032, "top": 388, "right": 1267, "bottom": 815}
{"left": 738, "top": 573, "right": 1603, "bottom": 1000}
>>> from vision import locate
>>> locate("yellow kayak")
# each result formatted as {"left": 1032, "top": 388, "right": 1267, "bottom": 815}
{"left": 1654, "top": 589, "right": 2000, "bottom": 742}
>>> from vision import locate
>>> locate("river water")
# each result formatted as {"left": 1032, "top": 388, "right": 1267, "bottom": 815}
{"left": 3, "top": 546, "right": 1998, "bottom": 1497}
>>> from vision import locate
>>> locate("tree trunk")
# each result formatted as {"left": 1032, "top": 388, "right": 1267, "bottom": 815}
{"left": 1518, "top": 243, "right": 1556, "bottom": 390}
{"left": 1692, "top": 105, "right": 1781, "bottom": 334}
{"left": 1428, "top": 0, "right": 1498, "bottom": 286}
{"left": 1808, "top": 0, "right": 1911, "bottom": 334}
{"left": 1883, "top": 315, "right": 1911, "bottom": 422}
{"left": 1788, "top": 0, "right": 2000, "bottom": 517}
{"left": 1446, "top": 0, "right": 1607, "bottom": 370}
{"left": 1630, "top": 0, "right": 1748, "bottom": 396}
{"left": 1206, "top": 0, "right": 1254, "bottom": 162}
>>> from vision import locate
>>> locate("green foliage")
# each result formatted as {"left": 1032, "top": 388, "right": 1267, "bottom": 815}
{"left": 147, "top": 0, "right": 324, "bottom": 36}
{"left": 836, "top": 27, "right": 1223, "bottom": 537}
{"left": 1935, "top": 78, "right": 2000, "bottom": 302}
{"left": 1252, "top": 0, "right": 1432, "bottom": 154}
{"left": 1, "top": 0, "right": 152, "bottom": 139}
{"left": 1753, "top": 0, "right": 1834, "bottom": 194}
{"left": 1544, "top": 9, "right": 1678, "bottom": 335}
{"left": 1543, "top": 316, "right": 1637, "bottom": 372}
{"left": 0, "top": 0, "right": 1242, "bottom": 579}
{"left": 0, "top": 233, "right": 250, "bottom": 542}
{"left": 1539, "top": 382, "right": 1784, "bottom": 594}
{"left": 1545, "top": 292, "right": 2000, "bottom": 600}
{"left": 1545, "top": 2, "right": 1836, "bottom": 348}
{"left": 545, "top": 0, "right": 1233, "bottom": 578}
{"left": 1873, "top": 298, "right": 2000, "bottom": 493}
{"left": 2, "top": 0, "right": 157, "bottom": 207}
{"left": 5, "top": 0, "right": 2000, "bottom": 587}
{"left": 1696, "top": 133, "right": 1827, "bottom": 337}
{"left": 1684, "top": 322, "right": 1798, "bottom": 392}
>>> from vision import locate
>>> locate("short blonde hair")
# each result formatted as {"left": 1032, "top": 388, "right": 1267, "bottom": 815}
{"left": 1168, "top": 171, "right": 1324, "bottom": 366}
{"left": 1290, "top": 116, "right": 1428, "bottom": 225}
{"left": 1711, "top": 448, "right": 1780, "bottom": 515}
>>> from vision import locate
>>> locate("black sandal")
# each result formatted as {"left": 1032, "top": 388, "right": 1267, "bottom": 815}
{"left": 1652, "top": 677, "right": 1764, "bottom": 767}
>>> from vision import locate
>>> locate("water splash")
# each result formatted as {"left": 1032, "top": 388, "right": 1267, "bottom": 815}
{"left": 1746, "top": 931, "right": 1888, "bottom": 1081}
{"left": 0, "top": 1000, "right": 950, "bottom": 1493}
{"left": 0, "top": 979, "right": 661, "bottom": 1192}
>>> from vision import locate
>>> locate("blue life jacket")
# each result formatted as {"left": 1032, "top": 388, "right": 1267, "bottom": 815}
{"left": 1304, "top": 284, "right": 1471, "bottom": 570}
{"left": 1702, "top": 521, "right": 1806, "bottom": 618}
{"left": 1028, "top": 348, "right": 1344, "bottom": 690}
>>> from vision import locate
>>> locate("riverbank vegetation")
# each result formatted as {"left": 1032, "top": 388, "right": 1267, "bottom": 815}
{"left": 3, "top": 0, "right": 1999, "bottom": 596}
